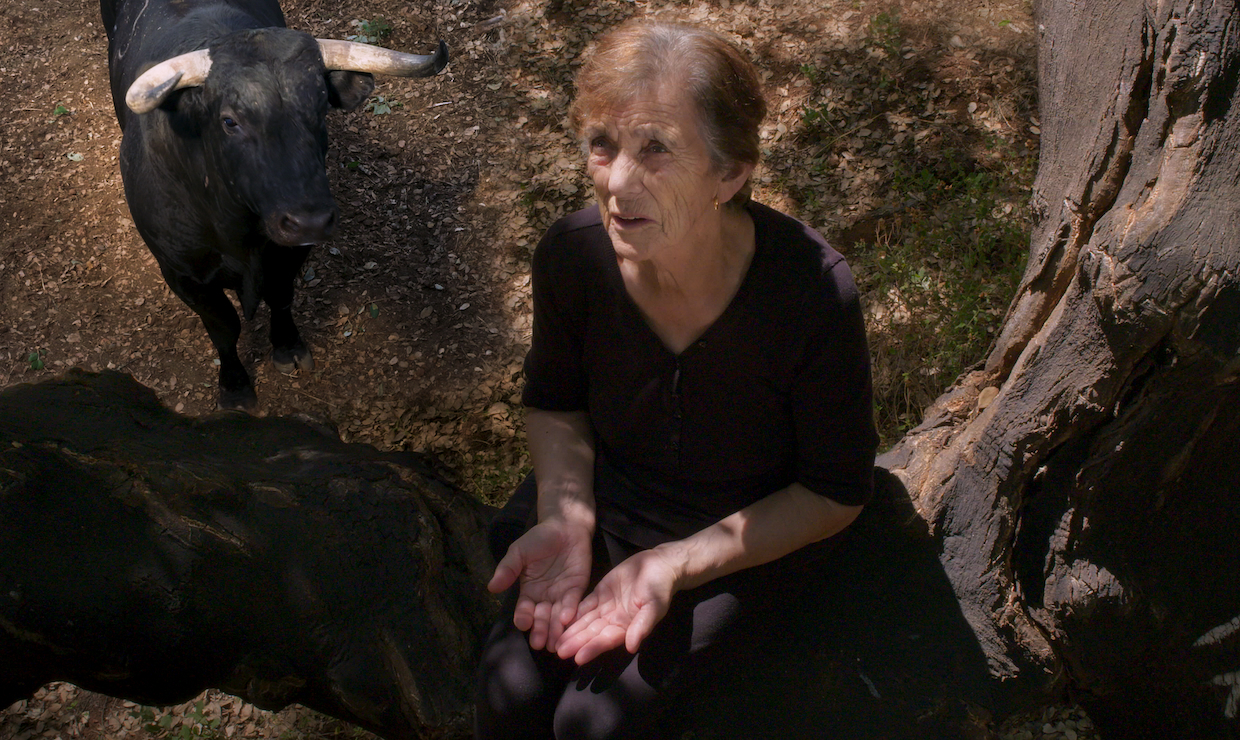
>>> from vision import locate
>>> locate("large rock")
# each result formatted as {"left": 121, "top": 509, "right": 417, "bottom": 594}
{"left": 0, "top": 369, "right": 497, "bottom": 740}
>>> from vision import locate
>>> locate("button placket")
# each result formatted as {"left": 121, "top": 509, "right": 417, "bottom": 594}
{"left": 669, "top": 361, "right": 682, "bottom": 457}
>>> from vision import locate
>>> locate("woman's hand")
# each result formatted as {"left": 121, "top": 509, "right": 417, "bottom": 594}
{"left": 488, "top": 518, "right": 594, "bottom": 652}
{"left": 554, "top": 546, "right": 683, "bottom": 665}
{"left": 553, "top": 484, "right": 864, "bottom": 665}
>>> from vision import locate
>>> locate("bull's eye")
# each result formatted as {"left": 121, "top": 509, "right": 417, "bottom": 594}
{"left": 222, "top": 116, "right": 240, "bottom": 134}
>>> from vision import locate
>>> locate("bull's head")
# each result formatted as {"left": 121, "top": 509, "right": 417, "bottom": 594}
{"left": 126, "top": 29, "right": 447, "bottom": 247}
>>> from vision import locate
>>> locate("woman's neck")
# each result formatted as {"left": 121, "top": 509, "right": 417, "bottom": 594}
{"left": 618, "top": 205, "right": 756, "bottom": 354}
{"left": 623, "top": 206, "right": 755, "bottom": 302}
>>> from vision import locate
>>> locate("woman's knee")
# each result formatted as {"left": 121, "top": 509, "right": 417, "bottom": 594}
{"left": 553, "top": 693, "right": 648, "bottom": 740}
{"left": 474, "top": 621, "right": 567, "bottom": 740}
{"left": 549, "top": 648, "right": 666, "bottom": 740}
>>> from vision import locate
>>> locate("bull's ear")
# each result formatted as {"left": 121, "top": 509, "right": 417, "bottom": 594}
{"left": 326, "top": 71, "right": 375, "bottom": 111}
{"left": 166, "top": 87, "right": 208, "bottom": 135}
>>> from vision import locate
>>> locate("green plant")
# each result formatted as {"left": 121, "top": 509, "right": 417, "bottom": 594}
{"left": 365, "top": 95, "right": 401, "bottom": 115}
{"left": 27, "top": 350, "right": 44, "bottom": 371}
{"left": 799, "top": 102, "right": 838, "bottom": 138}
{"left": 852, "top": 147, "right": 1034, "bottom": 444}
{"left": 866, "top": 11, "right": 903, "bottom": 57}
{"left": 347, "top": 17, "right": 393, "bottom": 44}
{"left": 132, "top": 700, "right": 223, "bottom": 740}
{"left": 440, "top": 442, "right": 531, "bottom": 506}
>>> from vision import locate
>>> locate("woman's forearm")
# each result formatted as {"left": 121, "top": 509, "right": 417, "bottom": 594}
{"left": 525, "top": 408, "right": 598, "bottom": 531}
{"left": 655, "top": 483, "right": 862, "bottom": 592}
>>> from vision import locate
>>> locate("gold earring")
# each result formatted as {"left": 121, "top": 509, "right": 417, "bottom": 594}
{"left": 713, "top": 195, "right": 720, "bottom": 211}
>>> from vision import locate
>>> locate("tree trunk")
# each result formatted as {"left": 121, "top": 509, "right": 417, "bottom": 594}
{"left": 879, "top": 0, "right": 1240, "bottom": 736}
{"left": 0, "top": 369, "right": 499, "bottom": 740}
{"left": 4, "top": 3, "right": 1239, "bottom": 739}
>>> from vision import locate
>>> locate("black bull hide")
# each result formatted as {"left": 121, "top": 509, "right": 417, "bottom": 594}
{"left": 0, "top": 370, "right": 498, "bottom": 740}
{"left": 103, "top": 0, "right": 446, "bottom": 411}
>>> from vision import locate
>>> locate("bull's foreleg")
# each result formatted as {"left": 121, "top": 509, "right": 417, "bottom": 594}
{"left": 165, "top": 273, "right": 257, "bottom": 411}
{"left": 262, "top": 245, "right": 314, "bottom": 374}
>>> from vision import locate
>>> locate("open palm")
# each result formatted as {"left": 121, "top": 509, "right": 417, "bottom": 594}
{"left": 488, "top": 519, "right": 593, "bottom": 651}
{"left": 555, "top": 548, "right": 680, "bottom": 665}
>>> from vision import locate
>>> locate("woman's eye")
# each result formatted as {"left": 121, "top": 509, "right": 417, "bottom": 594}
{"left": 645, "top": 140, "right": 669, "bottom": 155}
{"left": 589, "top": 136, "right": 612, "bottom": 153}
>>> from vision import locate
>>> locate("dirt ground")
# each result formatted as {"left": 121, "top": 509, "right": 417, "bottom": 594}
{"left": 0, "top": 0, "right": 1089, "bottom": 737}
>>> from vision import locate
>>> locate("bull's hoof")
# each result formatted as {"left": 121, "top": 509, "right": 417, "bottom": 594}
{"left": 272, "top": 344, "right": 314, "bottom": 374}
{"left": 218, "top": 385, "right": 259, "bottom": 413}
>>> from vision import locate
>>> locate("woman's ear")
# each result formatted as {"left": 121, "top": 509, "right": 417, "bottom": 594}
{"left": 718, "top": 161, "right": 755, "bottom": 204}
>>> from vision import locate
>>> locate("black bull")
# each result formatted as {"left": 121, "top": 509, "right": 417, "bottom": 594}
{"left": 102, "top": 0, "right": 447, "bottom": 410}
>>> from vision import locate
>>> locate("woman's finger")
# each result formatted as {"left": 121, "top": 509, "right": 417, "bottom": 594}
{"left": 573, "top": 624, "right": 627, "bottom": 665}
{"left": 625, "top": 603, "right": 660, "bottom": 654}
{"left": 556, "top": 611, "right": 606, "bottom": 659}
{"left": 547, "top": 590, "right": 582, "bottom": 651}
{"left": 546, "top": 619, "right": 564, "bottom": 653}
{"left": 512, "top": 596, "right": 535, "bottom": 632}
{"left": 528, "top": 600, "right": 554, "bottom": 650}
{"left": 573, "top": 592, "right": 599, "bottom": 620}
{"left": 488, "top": 540, "right": 529, "bottom": 594}
{"left": 486, "top": 560, "right": 519, "bottom": 594}
{"left": 555, "top": 612, "right": 591, "bottom": 650}
{"left": 557, "top": 591, "right": 582, "bottom": 626}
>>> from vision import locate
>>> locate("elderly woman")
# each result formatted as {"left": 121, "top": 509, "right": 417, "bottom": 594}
{"left": 475, "top": 18, "right": 878, "bottom": 740}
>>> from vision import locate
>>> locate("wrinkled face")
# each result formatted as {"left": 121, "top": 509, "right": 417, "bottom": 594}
{"left": 190, "top": 29, "right": 372, "bottom": 245}
{"left": 583, "top": 81, "right": 729, "bottom": 262}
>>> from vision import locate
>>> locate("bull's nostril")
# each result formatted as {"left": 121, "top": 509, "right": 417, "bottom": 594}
{"left": 269, "top": 209, "right": 335, "bottom": 245}
{"left": 305, "top": 210, "right": 336, "bottom": 240}
{"left": 280, "top": 215, "right": 301, "bottom": 236}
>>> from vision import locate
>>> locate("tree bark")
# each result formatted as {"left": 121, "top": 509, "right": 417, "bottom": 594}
{"left": 0, "top": 369, "right": 499, "bottom": 740}
{"left": 4, "top": 3, "right": 1239, "bottom": 739}
{"left": 880, "top": 0, "right": 1240, "bottom": 736}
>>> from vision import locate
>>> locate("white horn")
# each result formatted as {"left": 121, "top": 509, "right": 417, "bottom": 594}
{"left": 125, "top": 49, "right": 213, "bottom": 114}
{"left": 316, "top": 39, "right": 448, "bottom": 78}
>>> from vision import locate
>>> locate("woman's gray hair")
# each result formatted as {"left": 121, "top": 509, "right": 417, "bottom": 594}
{"left": 570, "top": 19, "right": 767, "bottom": 206}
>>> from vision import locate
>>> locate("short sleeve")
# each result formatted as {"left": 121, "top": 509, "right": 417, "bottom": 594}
{"left": 521, "top": 225, "right": 589, "bottom": 411}
{"left": 792, "top": 257, "right": 879, "bottom": 506}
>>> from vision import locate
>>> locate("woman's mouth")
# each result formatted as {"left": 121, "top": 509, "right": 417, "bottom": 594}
{"left": 611, "top": 213, "right": 650, "bottom": 228}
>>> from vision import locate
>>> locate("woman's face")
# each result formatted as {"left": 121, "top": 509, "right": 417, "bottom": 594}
{"left": 584, "top": 82, "right": 739, "bottom": 263}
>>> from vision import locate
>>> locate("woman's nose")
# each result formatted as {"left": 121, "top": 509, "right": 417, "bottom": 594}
{"left": 607, "top": 152, "right": 643, "bottom": 198}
